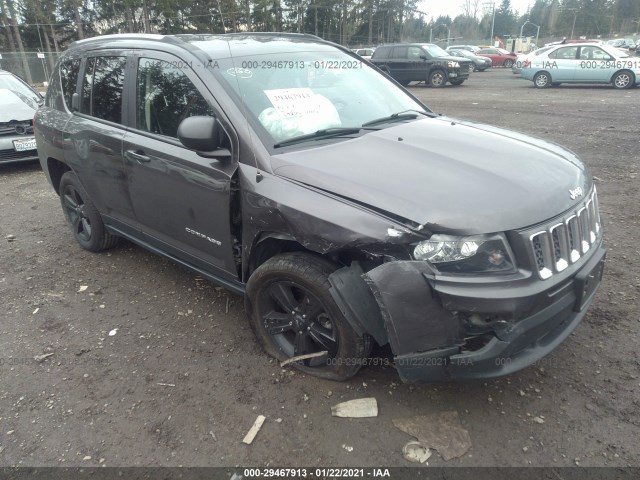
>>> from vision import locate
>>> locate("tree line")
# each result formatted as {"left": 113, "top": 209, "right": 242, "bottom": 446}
{"left": 1, "top": 0, "right": 639, "bottom": 63}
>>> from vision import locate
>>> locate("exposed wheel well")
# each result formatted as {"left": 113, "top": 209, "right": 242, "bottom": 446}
{"left": 248, "top": 236, "right": 309, "bottom": 279}
{"left": 246, "top": 235, "right": 374, "bottom": 282}
{"left": 46, "top": 158, "right": 71, "bottom": 194}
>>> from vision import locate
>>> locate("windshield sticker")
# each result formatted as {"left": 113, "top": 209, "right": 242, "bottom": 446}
{"left": 260, "top": 88, "right": 341, "bottom": 140}
{"left": 226, "top": 67, "right": 253, "bottom": 78}
{"left": 264, "top": 88, "right": 325, "bottom": 118}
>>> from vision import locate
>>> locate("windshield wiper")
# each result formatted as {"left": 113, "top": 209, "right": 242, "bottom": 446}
{"left": 362, "top": 109, "right": 434, "bottom": 127}
{"left": 273, "top": 127, "right": 374, "bottom": 148}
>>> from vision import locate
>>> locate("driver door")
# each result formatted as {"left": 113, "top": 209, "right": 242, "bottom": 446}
{"left": 122, "top": 51, "right": 239, "bottom": 279}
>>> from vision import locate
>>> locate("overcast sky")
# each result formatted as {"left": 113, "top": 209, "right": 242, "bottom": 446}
{"left": 420, "top": 0, "right": 536, "bottom": 22}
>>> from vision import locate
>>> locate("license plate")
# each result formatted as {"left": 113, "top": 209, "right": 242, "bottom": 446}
{"left": 574, "top": 252, "right": 606, "bottom": 312}
{"left": 450, "top": 73, "right": 458, "bottom": 77}
{"left": 13, "top": 138, "right": 37, "bottom": 152}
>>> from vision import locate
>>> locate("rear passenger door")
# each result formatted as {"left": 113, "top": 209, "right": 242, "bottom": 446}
{"left": 63, "top": 52, "right": 134, "bottom": 224}
{"left": 122, "top": 51, "right": 239, "bottom": 279}
{"left": 547, "top": 46, "right": 579, "bottom": 82}
{"left": 388, "top": 46, "right": 409, "bottom": 81}
{"left": 407, "top": 46, "right": 429, "bottom": 81}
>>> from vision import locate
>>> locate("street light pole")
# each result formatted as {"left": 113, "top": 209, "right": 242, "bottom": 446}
{"left": 520, "top": 20, "right": 540, "bottom": 51}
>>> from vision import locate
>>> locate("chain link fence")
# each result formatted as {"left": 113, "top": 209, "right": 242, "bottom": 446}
{"left": 0, "top": 52, "right": 61, "bottom": 85}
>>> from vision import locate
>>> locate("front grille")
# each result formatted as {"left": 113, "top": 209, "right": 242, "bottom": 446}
{"left": 0, "top": 120, "right": 33, "bottom": 137}
{"left": 529, "top": 188, "right": 601, "bottom": 279}
{"left": 0, "top": 148, "right": 38, "bottom": 161}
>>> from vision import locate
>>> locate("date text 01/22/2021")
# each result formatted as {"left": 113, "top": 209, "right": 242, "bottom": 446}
{"left": 243, "top": 468, "right": 391, "bottom": 477}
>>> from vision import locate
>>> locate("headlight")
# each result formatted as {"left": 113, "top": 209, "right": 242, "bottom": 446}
{"left": 447, "top": 61, "right": 460, "bottom": 68}
{"left": 413, "top": 233, "right": 516, "bottom": 274}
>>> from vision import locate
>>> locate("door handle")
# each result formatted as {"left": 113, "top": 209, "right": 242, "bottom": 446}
{"left": 125, "top": 150, "right": 151, "bottom": 163}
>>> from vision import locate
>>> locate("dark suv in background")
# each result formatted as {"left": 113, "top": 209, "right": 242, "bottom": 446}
{"left": 371, "top": 43, "right": 473, "bottom": 87}
{"left": 35, "top": 33, "right": 605, "bottom": 383}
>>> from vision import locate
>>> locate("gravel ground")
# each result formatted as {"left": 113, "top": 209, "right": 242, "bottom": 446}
{"left": 0, "top": 68, "right": 638, "bottom": 468}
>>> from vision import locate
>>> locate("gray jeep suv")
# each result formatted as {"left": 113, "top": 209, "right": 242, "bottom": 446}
{"left": 35, "top": 33, "right": 605, "bottom": 383}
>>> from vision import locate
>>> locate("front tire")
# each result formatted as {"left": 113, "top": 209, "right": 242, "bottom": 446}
{"left": 245, "top": 253, "right": 371, "bottom": 381}
{"left": 533, "top": 71, "right": 551, "bottom": 88}
{"left": 428, "top": 70, "right": 446, "bottom": 88}
{"left": 59, "top": 171, "right": 119, "bottom": 252}
{"left": 612, "top": 70, "right": 634, "bottom": 89}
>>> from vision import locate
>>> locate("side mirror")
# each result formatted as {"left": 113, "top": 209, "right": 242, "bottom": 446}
{"left": 419, "top": 54, "right": 428, "bottom": 61}
{"left": 177, "top": 116, "right": 230, "bottom": 158}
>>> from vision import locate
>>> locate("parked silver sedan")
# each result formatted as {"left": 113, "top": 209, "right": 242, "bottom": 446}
{"left": 521, "top": 42, "right": 640, "bottom": 89}
{"left": 512, "top": 46, "right": 554, "bottom": 74}
{"left": 0, "top": 70, "right": 42, "bottom": 164}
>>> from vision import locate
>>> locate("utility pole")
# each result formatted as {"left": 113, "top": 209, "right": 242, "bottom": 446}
{"left": 490, "top": 2, "right": 496, "bottom": 46}
{"left": 570, "top": 10, "right": 577, "bottom": 39}
{"left": 483, "top": 2, "right": 496, "bottom": 45}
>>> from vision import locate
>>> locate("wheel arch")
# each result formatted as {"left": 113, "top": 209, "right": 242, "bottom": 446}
{"left": 46, "top": 157, "right": 71, "bottom": 195}
{"left": 610, "top": 69, "right": 635, "bottom": 87}
{"left": 533, "top": 70, "right": 552, "bottom": 86}
{"left": 247, "top": 233, "right": 311, "bottom": 279}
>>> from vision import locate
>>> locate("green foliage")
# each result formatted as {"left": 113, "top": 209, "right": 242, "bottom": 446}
{"left": 0, "top": 0, "right": 637, "bottom": 52}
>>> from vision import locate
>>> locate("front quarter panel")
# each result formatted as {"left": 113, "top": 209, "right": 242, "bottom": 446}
{"left": 239, "top": 163, "right": 424, "bottom": 279}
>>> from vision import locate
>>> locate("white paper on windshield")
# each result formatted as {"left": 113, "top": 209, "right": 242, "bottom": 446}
{"left": 264, "top": 88, "right": 325, "bottom": 118}
{"left": 260, "top": 88, "right": 341, "bottom": 140}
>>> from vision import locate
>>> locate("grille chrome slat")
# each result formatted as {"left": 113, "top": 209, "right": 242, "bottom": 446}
{"left": 528, "top": 189, "right": 602, "bottom": 280}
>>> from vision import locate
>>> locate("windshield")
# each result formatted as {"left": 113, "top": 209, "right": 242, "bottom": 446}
{"left": 0, "top": 73, "right": 41, "bottom": 104}
{"left": 453, "top": 50, "right": 474, "bottom": 58}
{"left": 601, "top": 44, "right": 629, "bottom": 58}
{"left": 421, "top": 44, "right": 450, "bottom": 57}
{"left": 209, "top": 49, "right": 430, "bottom": 147}
{"left": 532, "top": 46, "right": 553, "bottom": 56}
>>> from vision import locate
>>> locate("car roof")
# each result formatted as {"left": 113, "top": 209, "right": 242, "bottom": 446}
{"left": 67, "top": 32, "right": 340, "bottom": 60}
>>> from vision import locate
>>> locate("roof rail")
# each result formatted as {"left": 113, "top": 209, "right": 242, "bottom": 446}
{"left": 70, "top": 33, "right": 180, "bottom": 48}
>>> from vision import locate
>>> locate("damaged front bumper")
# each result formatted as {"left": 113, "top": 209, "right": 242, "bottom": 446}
{"left": 330, "top": 243, "right": 606, "bottom": 383}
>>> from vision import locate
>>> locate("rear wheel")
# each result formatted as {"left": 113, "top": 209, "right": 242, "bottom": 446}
{"left": 533, "top": 71, "right": 551, "bottom": 88}
{"left": 245, "top": 252, "right": 371, "bottom": 381}
{"left": 612, "top": 70, "right": 634, "bottom": 89}
{"left": 428, "top": 70, "right": 446, "bottom": 88}
{"left": 503, "top": 59, "right": 515, "bottom": 68}
{"left": 59, "top": 172, "right": 119, "bottom": 252}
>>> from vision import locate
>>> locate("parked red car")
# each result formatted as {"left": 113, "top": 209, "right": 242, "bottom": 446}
{"left": 476, "top": 48, "right": 518, "bottom": 67}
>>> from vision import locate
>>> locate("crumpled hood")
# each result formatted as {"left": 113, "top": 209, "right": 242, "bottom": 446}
{"left": 0, "top": 89, "right": 38, "bottom": 122}
{"left": 271, "top": 117, "right": 589, "bottom": 234}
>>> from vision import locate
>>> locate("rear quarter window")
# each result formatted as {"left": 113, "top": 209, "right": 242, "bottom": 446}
{"left": 371, "top": 47, "right": 390, "bottom": 59}
{"left": 59, "top": 58, "right": 81, "bottom": 111}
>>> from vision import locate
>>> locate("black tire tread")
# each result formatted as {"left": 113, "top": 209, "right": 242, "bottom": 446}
{"left": 59, "top": 172, "right": 119, "bottom": 252}
{"left": 245, "top": 252, "right": 372, "bottom": 381}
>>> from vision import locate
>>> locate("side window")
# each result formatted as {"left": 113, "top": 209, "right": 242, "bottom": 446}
{"left": 408, "top": 47, "right": 423, "bottom": 60}
{"left": 372, "top": 47, "right": 389, "bottom": 59}
{"left": 590, "top": 47, "right": 612, "bottom": 61}
{"left": 80, "top": 57, "right": 94, "bottom": 115}
{"left": 549, "top": 47, "right": 578, "bottom": 60}
{"left": 392, "top": 46, "right": 408, "bottom": 59}
{"left": 80, "top": 56, "right": 126, "bottom": 123}
{"left": 136, "top": 57, "right": 214, "bottom": 138}
{"left": 59, "top": 58, "right": 80, "bottom": 111}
